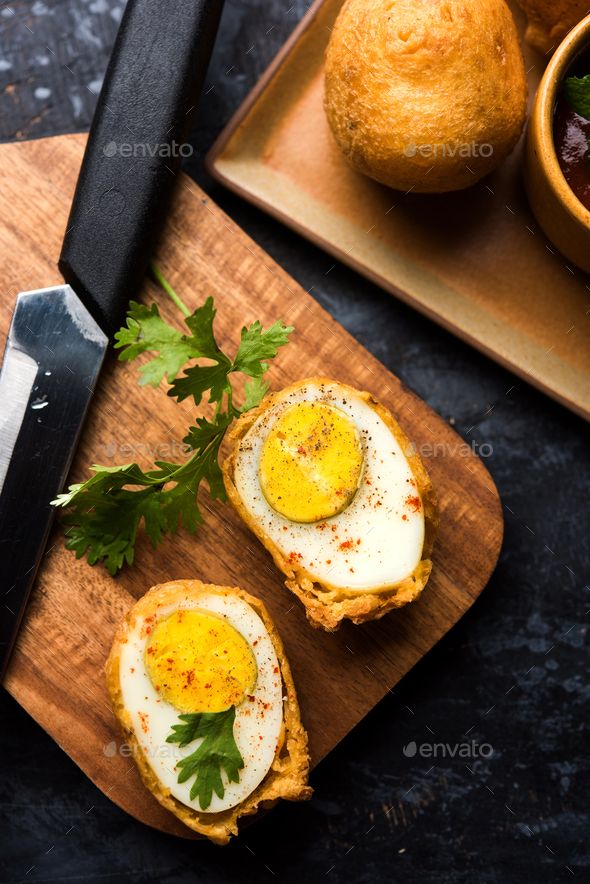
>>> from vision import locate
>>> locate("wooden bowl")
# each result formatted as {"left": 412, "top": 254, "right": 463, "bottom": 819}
{"left": 525, "top": 14, "right": 590, "bottom": 272}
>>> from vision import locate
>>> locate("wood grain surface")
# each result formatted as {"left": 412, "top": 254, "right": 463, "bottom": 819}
{"left": 0, "top": 134, "right": 503, "bottom": 838}
{"left": 207, "top": 0, "right": 590, "bottom": 422}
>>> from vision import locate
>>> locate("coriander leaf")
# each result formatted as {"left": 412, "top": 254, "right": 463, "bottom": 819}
{"left": 150, "top": 465, "right": 205, "bottom": 536}
{"left": 114, "top": 302, "right": 195, "bottom": 387}
{"left": 198, "top": 441, "right": 226, "bottom": 501}
{"left": 54, "top": 272, "right": 295, "bottom": 574}
{"left": 52, "top": 462, "right": 144, "bottom": 508}
{"left": 233, "top": 319, "right": 294, "bottom": 377}
{"left": 53, "top": 464, "right": 166, "bottom": 575}
{"left": 168, "top": 358, "right": 232, "bottom": 406}
{"left": 183, "top": 297, "right": 223, "bottom": 359}
{"left": 52, "top": 416, "right": 230, "bottom": 574}
{"left": 183, "top": 415, "right": 232, "bottom": 500}
{"left": 564, "top": 75, "right": 590, "bottom": 120}
{"left": 183, "top": 413, "right": 233, "bottom": 452}
{"left": 240, "top": 376, "right": 269, "bottom": 412}
{"left": 114, "top": 297, "right": 226, "bottom": 389}
{"left": 166, "top": 707, "right": 243, "bottom": 809}
{"left": 51, "top": 428, "right": 226, "bottom": 574}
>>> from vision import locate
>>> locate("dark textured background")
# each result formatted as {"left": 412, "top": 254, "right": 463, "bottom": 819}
{"left": 0, "top": 2, "right": 588, "bottom": 882}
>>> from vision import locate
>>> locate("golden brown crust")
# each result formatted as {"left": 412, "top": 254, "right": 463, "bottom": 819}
{"left": 222, "top": 378, "right": 439, "bottom": 632}
{"left": 324, "top": 0, "right": 528, "bottom": 193}
{"left": 515, "top": 0, "right": 588, "bottom": 54}
{"left": 105, "top": 579, "right": 312, "bottom": 845}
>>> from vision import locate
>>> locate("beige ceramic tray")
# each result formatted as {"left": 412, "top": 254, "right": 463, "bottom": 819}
{"left": 207, "top": 0, "right": 590, "bottom": 421}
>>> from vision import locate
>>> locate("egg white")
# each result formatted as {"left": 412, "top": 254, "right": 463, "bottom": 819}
{"left": 118, "top": 593, "right": 284, "bottom": 813}
{"left": 233, "top": 380, "right": 425, "bottom": 592}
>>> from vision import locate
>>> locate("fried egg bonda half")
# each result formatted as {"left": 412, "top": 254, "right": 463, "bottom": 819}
{"left": 106, "top": 580, "right": 311, "bottom": 844}
{"left": 223, "top": 379, "right": 438, "bottom": 632}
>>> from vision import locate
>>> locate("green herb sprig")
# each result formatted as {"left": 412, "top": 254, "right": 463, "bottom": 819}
{"left": 166, "top": 707, "right": 243, "bottom": 809}
{"left": 564, "top": 74, "right": 590, "bottom": 121}
{"left": 52, "top": 269, "right": 293, "bottom": 575}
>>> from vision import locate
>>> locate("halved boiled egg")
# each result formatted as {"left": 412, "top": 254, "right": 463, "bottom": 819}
{"left": 105, "top": 580, "right": 311, "bottom": 844}
{"left": 223, "top": 378, "right": 438, "bottom": 631}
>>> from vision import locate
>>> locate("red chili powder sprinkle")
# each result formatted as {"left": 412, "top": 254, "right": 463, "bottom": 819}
{"left": 138, "top": 712, "right": 149, "bottom": 734}
{"left": 297, "top": 446, "right": 307, "bottom": 456}
{"left": 339, "top": 540, "right": 353, "bottom": 550}
{"left": 405, "top": 494, "right": 421, "bottom": 512}
{"left": 402, "top": 514, "right": 408, "bottom": 521}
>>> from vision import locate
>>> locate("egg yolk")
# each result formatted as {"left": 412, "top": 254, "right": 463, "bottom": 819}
{"left": 145, "top": 610, "right": 257, "bottom": 714}
{"left": 259, "top": 401, "right": 364, "bottom": 523}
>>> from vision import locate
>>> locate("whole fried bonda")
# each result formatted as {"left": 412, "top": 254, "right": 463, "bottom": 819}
{"left": 324, "top": 0, "right": 528, "bottom": 193}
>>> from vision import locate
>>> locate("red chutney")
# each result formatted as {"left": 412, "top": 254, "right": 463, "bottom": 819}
{"left": 554, "top": 82, "right": 590, "bottom": 211}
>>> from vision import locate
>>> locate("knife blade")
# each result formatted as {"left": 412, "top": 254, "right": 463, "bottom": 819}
{"left": 0, "top": 0, "right": 224, "bottom": 679}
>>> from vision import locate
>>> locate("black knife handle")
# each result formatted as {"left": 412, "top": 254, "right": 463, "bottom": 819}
{"left": 59, "top": 0, "right": 224, "bottom": 339}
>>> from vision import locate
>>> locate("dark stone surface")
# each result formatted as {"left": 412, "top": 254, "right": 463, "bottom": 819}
{"left": 1, "top": 2, "right": 589, "bottom": 882}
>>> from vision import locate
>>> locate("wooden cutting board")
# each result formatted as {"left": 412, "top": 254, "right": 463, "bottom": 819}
{"left": 0, "top": 133, "right": 503, "bottom": 838}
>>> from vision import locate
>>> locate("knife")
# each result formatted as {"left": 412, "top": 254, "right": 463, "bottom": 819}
{"left": 0, "top": 0, "right": 224, "bottom": 679}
